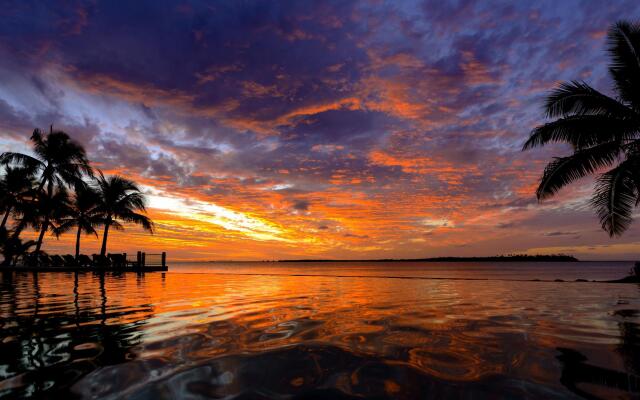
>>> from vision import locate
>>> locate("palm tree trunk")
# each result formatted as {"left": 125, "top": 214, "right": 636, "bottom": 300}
{"left": 1, "top": 207, "right": 10, "bottom": 228}
{"left": 9, "top": 164, "right": 50, "bottom": 240}
{"left": 75, "top": 225, "right": 82, "bottom": 259}
{"left": 11, "top": 221, "right": 26, "bottom": 240}
{"left": 100, "top": 220, "right": 111, "bottom": 257}
{"left": 34, "top": 216, "right": 49, "bottom": 254}
{"left": 19, "top": 169, "right": 51, "bottom": 243}
{"left": 33, "top": 173, "right": 54, "bottom": 255}
{"left": 36, "top": 166, "right": 50, "bottom": 194}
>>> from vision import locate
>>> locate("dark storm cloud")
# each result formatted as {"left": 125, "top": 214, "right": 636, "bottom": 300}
{"left": 0, "top": 1, "right": 369, "bottom": 122}
{"left": 282, "top": 109, "right": 394, "bottom": 147}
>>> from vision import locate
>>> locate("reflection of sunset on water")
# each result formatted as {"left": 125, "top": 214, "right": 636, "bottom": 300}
{"left": 2, "top": 268, "right": 638, "bottom": 398}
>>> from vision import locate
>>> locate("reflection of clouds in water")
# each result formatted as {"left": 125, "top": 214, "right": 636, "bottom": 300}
{"left": 0, "top": 271, "right": 639, "bottom": 398}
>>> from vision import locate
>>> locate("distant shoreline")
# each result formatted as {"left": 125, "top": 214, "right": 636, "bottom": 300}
{"left": 275, "top": 255, "right": 579, "bottom": 263}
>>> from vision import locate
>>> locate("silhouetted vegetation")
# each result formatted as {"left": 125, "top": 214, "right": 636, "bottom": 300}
{"left": 524, "top": 21, "right": 640, "bottom": 237}
{"left": 0, "top": 227, "right": 35, "bottom": 266}
{"left": 278, "top": 254, "right": 579, "bottom": 262}
{"left": 0, "top": 166, "right": 36, "bottom": 229}
{"left": 94, "top": 172, "right": 153, "bottom": 258}
{"left": 0, "top": 127, "right": 153, "bottom": 266}
{"left": 57, "top": 184, "right": 103, "bottom": 259}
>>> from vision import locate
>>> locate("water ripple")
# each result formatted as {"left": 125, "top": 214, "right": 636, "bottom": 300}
{"left": 0, "top": 268, "right": 638, "bottom": 399}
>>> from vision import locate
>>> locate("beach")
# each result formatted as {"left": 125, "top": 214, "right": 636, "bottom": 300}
{"left": 1, "top": 261, "right": 638, "bottom": 399}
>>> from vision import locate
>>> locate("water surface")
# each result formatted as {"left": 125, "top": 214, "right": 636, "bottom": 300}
{"left": 0, "top": 261, "right": 639, "bottom": 399}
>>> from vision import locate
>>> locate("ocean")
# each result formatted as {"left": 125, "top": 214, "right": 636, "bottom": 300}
{"left": 1, "top": 261, "right": 638, "bottom": 399}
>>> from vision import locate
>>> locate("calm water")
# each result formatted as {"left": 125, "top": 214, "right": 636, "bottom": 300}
{"left": 0, "top": 261, "right": 639, "bottom": 399}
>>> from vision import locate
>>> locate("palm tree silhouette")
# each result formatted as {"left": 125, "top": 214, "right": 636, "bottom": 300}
{"left": 0, "top": 227, "right": 36, "bottom": 266}
{"left": 0, "top": 127, "right": 92, "bottom": 237}
{"left": 0, "top": 127, "right": 92, "bottom": 192}
{"left": 94, "top": 173, "right": 153, "bottom": 258}
{"left": 523, "top": 21, "right": 640, "bottom": 236}
{"left": 0, "top": 166, "right": 36, "bottom": 229}
{"left": 57, "top": 185, "right": 104, "bottom": 259}
{"left": 33, "top": 187, "right": 72, "bottom": 254}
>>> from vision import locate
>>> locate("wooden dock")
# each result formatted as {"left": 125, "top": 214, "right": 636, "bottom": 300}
{"left": 0, "top": 265, "right": 168, "bottom": 273}
{"left": 1, "top": 251, "right": 169, "bottom": 273}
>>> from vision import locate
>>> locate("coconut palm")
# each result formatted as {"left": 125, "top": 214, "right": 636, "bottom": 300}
{"left": 0, "top": 227, "right": 36, "bottom": 267}
{"left": 56, "top": 185, "right": 104, "bottom": 259}
{"left": 0, "top": 166, "right": 36, "bottom": 229}
{"left": 523, "top": 21, "right": 640, "bottom": 237}
{"left": 0, "top": 127, "right": 93, "bottom": 237}
{"left": 94, "top": 173, "right": 153, "bottom": 258}
{"left": 0, "top": 127, "right": 92, "bottom": 192}
{"left": 32, "top": 187, "right": 72, "bottom": 254}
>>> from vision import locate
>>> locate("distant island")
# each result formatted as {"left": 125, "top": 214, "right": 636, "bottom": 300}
{"left": 277, "top": 254, "right": 579, "bottom": 262}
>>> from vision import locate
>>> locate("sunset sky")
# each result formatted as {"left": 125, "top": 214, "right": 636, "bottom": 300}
{"left": 2, "top": 1, "right": 640, "bottom": 260}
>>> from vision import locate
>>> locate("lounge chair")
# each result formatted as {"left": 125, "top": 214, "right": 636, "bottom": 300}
{"left": 77, "top": 254, "right": 93, "bottom": 267}
{"left": 49, "top": 255, "right": 66, "bottom": 267}
{"left": 13, "top": 254, "right": 24, "bottom": 267}
{"left": 63, "top": 255, "right": 79, "bottom": 266}
{"left": 23, "top": 253, "right": 39, "bottom": 267}
{"left": 93, "top": 254, "right": 111, "bottom": 267}
{"left": 38, "top": 254, "right": 52, "bottom": 267}
{"left": 108, "top": 253, "right": 126, "bottom": 268}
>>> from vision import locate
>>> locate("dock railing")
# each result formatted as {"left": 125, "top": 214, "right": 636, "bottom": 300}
{"left": 8, "top": 251, "right": 168, "bottom": 271}
{"left": 143, "top": 252, "right": 166, "bottom": 267}
{"left": 125, "top": 251, "right": 167, "bottom": 269}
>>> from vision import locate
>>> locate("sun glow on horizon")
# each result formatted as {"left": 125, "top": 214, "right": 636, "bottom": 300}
{"left": 145, "top": 188, "right": 294, "bottom": 243}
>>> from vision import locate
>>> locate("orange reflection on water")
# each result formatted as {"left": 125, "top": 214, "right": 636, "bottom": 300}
{"left": 0, "top": 270, "right": 638, "bottom": 399}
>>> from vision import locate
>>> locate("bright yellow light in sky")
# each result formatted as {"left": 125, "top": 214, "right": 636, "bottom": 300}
{"left": 145, "top": 188, "right": 292, "bottom": 243}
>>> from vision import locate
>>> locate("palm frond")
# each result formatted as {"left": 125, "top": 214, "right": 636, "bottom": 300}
{"left": 116, "top": 192, "right": 147, "bottom": 212}
{"left": 30, "top": 129, "right": 47, "bottom": 157}
{"left": 82, "top": 223, "right": 99, "bottom": 237}
{"left": 536, "top": 141, "right": 622, "bottom": 200}
{"left": 50, "top": 222, "right": 75, "bottom": 238}
{"left": 56, "top": 218, "right": 77, "bottom": 231}
{"left": 0, "top": 152, "right": 44, "bottom": 171}
{"left": 608, "top": 21, "right": 640, "bottom": 108}
{"left": 590, "top": 158, "right": 640, "bottom": 236}
{"left": 110, "top": 220, "right": 125, "bottom": 231}
{"left": 120, "top": 211, "right": 154, "bottom": 233}
{"left": 523, "top": 116, "right": 638, "bottom": 150}
{"left": 544, "top": 81, "right": 635, "bottom": 118}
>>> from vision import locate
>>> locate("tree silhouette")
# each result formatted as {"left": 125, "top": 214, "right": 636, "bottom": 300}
{"left": 94, "top": 173, "right": 153, "bottom": 258}
{"left": 57, "top": 184, "right": 104, "bottom": 259}
{"left": 0, "top": 127, "right": 92, "bottom": 239}
{"left": 33, "top": 187, "right": 72, "bottom": 254}
{"left": 0, "top": 166, "right": 36, "bottom": 229}
{"left": 523, "top": 21, "right": 640, "bottom": 236}
{"left": 0, "top": 226, "right": 36, "bottom": 266}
